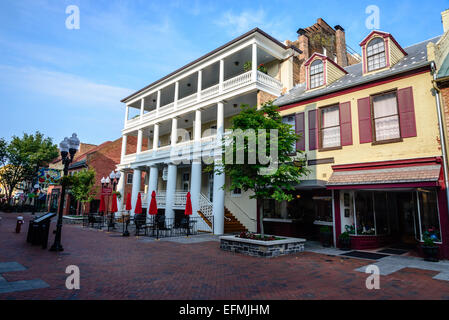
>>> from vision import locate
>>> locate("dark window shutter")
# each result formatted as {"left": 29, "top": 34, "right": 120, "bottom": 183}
{"left": 357, "top": 97, "right": 372, "bottom": 143}
{"left": 308, "top": 110, "right": 318, "bottom": 150}
{"left": 339, "top": 101, "right": 352, "bottom": 146}
{"left": 295, "top": 112, "right": 305, "bottom": 151}
{"left": 397, "top": 87, "right": 417, "bottom": 138}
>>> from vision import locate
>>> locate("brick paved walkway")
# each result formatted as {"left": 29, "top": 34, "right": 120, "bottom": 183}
{"left": 1, "top": 212, "right": 449, "bottom": 300}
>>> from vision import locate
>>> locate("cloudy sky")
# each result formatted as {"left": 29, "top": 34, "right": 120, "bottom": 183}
{"left": 0, "top": 0, "right": 447, "bottom": 145}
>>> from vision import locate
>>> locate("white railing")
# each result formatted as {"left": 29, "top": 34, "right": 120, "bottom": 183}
{"left": 158, "top": 102, "right": 175, "bottom": 116}
{"left": 124, "top": 71, "right": 283, "bottom": 130}
{"left": 257, "top": 71, "right": 283, "bottom": 90}
{"left": 126, "top": 116, "right": 140, "bottom": 126}
{"left": 142, "top": 109, "right": 157, "bottom": 121}
{"left": 177, "top": 93, "right": 198, "bottom": 108}
{"left": 201, "top": 84, "right": 219, "bottom": 99}
{"left": 223, "top": 71, "right": 252, "bottom": 91}
{"left": 122, "top": 153, "right": 136, "bottom": 164}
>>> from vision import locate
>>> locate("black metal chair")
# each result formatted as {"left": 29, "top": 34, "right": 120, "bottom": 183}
{"left": 134, "top": 214, "right": 147, "bottom": 236}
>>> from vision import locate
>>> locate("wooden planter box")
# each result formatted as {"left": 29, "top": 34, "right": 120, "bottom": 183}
{"left": 220, "top": 235, "right": 306, "bottom": 258}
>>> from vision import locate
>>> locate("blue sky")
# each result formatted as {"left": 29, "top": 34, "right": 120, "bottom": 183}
{"left": 0, "top": 0, "right": 447, "bottom": 146}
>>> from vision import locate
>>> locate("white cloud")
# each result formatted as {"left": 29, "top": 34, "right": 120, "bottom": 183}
{"left": 216, "top": 8, "right": 295, "bottom": 42}
{"left": 0, "top": 65, "right": 133, "bottom": 108}
{"left": 218, "top": 9, "right": 267, "bottom": 35}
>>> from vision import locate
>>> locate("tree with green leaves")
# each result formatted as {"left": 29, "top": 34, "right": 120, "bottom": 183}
{"left": 0, "top": 132, "right": 59, "bottom": 203}
{"left": 65, "top": 169, "right": 97, "bottom": 215}
{"left": 219, "top": 101, "right": 309, "bottom": 235}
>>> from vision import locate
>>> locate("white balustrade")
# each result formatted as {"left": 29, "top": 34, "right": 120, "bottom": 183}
{"left": 177, "top": 93, "right": 198, "bottom": 108}
{"left": 201, "top": 84, "right": 219, "bottom": 99}
{"left": 223, "top": 71, "right": 252, "bottom": 91}
{"left": 158, "top": 102, "right": 175, "bottom": 116}
{"left": 257, "top": 71, "right": 283, "bottom": 91}
{"left": 142, "top": 109, "right": 157, "bottom": 121}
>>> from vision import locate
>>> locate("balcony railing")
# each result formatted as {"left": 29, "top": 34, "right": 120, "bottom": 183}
{"left": 125, "top": 70, "right": 282, "bottom": 129}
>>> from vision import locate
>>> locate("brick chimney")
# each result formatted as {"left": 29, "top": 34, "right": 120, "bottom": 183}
{"left": 442, "top": 9, "right": 449, "bottom": 33}
{"left": 297, "top": 28, "right": 309, "bottom": 84}
{"left": 334, "top": 25, "right": 348, "bottom": 67}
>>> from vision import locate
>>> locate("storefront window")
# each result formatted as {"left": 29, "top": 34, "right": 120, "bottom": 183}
{"left": 374, "top": 192, "right": 389, "bottom": 235}
{"left": 418, "top": 190, "right": 441, "bottom": 242}
{"left": 354, "top": 192, "right": 375, "bottom": 235}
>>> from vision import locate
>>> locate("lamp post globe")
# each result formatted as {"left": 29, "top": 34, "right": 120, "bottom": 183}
{"left": 50, "top": 133, "right": 79, "bottom": 252}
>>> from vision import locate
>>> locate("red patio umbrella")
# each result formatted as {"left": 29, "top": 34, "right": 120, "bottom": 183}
{"left": 99, "top": 194, "right": 105, "bottom": 214}
{"left": 111, "top": 193, "right": 118, "bottom": 213}
{"left": 184, "top": 192, "right": 192, "bottom": 216}
{"left": 149, "top": 191, "right": 158, "bottom": 215}
{"left": 125, "top": 193, "right": 132, "bottom": 211}
{"left": 134, "top": 192, "right": 142, "bottom": 215}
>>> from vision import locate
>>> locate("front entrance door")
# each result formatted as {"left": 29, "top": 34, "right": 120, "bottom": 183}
{"left": 395, "top": 192, "right": 420, "bottom": 245}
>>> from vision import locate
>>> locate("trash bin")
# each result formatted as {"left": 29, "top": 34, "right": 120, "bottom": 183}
{"left": 26, "top": 213, "right": 56, "bottom": 249}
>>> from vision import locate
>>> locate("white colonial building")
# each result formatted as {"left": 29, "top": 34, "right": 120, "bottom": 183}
{"left": 116, "top": 28, "right": 303, "bottom": 234}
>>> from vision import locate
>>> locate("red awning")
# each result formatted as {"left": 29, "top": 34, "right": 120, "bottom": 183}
{"left": 327, "top": 163, "right": 442, "bottom": 189}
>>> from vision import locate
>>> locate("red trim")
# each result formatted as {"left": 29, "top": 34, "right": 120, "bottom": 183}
{"left": 362, "top": 45, "right": 366, "bottom": 74}
{"left": 304, "top": 52, "right": 348, "bottom": 74}
{"left": 359, "top": 30, "right": 408, "bottom": 56}
{"left": 327, "top": 181, "right": 439, "bottom": 190}
{"left": 437, "top": 187, "right": 449, "bottom": 259}
{"left": 385, "top": 38, "right": 390, "bottom": 67}
{"left": 332, "top": 157, "right": 442, "bottom": 171}
{"left": 333, "top": 190, "right": 341, "bottom": 240}
{"left": 279, "top": 67, "right": 429, "bottom": 112}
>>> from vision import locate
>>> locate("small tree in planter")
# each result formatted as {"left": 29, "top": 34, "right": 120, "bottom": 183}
{"left": 217, "top": 102, "right": 309, "bottom": 236}
{"left": 65, "top": 169, "right": 97, "bottom": 216}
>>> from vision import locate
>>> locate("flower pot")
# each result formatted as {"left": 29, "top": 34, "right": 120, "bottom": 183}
{"left": 422, "top": 245, "right": 439, "bottom": 262}
{"left": 339, "top": 237, "right": 351, "bottom": 250}
{"left": 320, "top": 231, "right": 332, "bottom": 247}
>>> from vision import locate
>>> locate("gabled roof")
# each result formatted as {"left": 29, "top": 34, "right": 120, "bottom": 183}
{"left": 304, "top": 52, "right": 348, "bottom": 74}
{"left": 359, "top": 30, "right": 408, "bottom": 56}
{"left": 274, "top": 36, "right": 440, "bottom": 107}
{"left": 121, "top": 28, "right": 302, "bottom": 103}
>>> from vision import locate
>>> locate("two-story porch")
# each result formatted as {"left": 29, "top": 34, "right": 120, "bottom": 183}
{"left": 116, "top": 29, "right": 299, "bottom": 235}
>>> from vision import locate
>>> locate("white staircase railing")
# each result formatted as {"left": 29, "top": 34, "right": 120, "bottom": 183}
{"left": 198, "top": 193, "right": 213, "bottom": 232}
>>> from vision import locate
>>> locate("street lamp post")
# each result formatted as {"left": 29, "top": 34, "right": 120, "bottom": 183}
{"left": 50, "top": 133, "right": 80, "bottom": 252}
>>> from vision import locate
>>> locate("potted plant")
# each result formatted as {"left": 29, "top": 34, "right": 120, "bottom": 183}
{"left": 422, "top": 228, "right": 440, "bottom": 262}
{"left": 319, "top": 226, "right": 332, "bottom": 247}
{"left": 338, "top": 231, "right": 351, "bottom": 250}
{"left": 242, "top": 61, "right": 268, "bottom": 74}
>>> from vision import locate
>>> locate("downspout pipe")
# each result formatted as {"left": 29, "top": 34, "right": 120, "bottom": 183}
{"left": 431, "top": 61, "right": 449, "bottom": 216}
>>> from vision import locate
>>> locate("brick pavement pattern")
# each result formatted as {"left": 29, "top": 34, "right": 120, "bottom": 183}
{"left": 1, "top": 212, "right": 449, "bottom": 300}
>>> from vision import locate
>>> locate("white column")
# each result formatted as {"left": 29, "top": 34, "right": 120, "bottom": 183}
{"left": 147, "top": 166, "right": 159, "bottom": 209}
{"left": 124, "top": 106, "right": 130, "bottom": 123}
{"left": 219, "top": 59, "right": 224, "bottom": 92}
{"left": 117, "top": 170, "right": 125, "bottom": 212}
{"left": 120, "top": 135, "right": 127, "bottom": 163}
{"left": 153, "top": 123, "right": 160, "bottom": 151}
{"left": 197, "top": 70, "right": 202, "bottom": 101}
{"left": 131, "top": 168, "right": 141, "bottom": 217}
{"left": 148, "top": 167, "right": 158, "bottom": 194}
{"left": 191, "top": 109, "right": 202, "bottom": 217}
{"left": 137, "top": 129, "right": 143, "bottom": 154}
{"left": 252, "top": 42, "right": 257, "bottom": 82}
{"left": 171, "top": 117, "right": 178, "bottom": 146}
{"left": 194, "top": 109, "right": 202, "bottom": 141}
{"left": 217, "top": 102, "right": 224, "bottom": 136}
{"left": 165, "top": 164, "right": 177, "bottom": 219}
{"left": 140, "top": 98, "right": 145, "bottom": 122}
{"left": 213, "top": 102, "right": 225, "bottom": 234}
{"left": 213, "top": 160, "right": 225, "bottom": 235}
{"left": 174, "top": 81, "right": 179, "bottom": 109}
{"left": 156, "top": 90, "right": 161, "bottom": 116}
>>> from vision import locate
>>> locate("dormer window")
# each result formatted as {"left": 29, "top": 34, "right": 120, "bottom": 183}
{"left": 310, "top": 60, "right": 324, "bottom": 89}
{"left": 366, "top": 37, "right": 386, "bottom": 72}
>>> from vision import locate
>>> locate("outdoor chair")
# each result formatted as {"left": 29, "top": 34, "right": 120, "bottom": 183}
{"left": 134, "top": 214, "right": 147, "bottom": 236}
